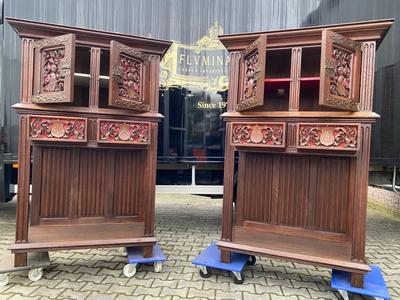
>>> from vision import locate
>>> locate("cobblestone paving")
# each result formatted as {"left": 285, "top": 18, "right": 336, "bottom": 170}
{"left": 0, "top": 194, "right": 399, "bottom": 300}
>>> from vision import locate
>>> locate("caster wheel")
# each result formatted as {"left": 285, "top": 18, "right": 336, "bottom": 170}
{"left": 0, "top": 274, "right": 9, "bottom": 287}
{"left": 123, "top": 263, "right": 137, "bottom": 278}
{"left": 247, "top": 256, "right": 256, "bottom": 265}
{"left": 28, "top": 268, "right": 43, "bottom": 282}
{"left": 232, "top": 271, "right": 245, "bottom": 284}
{"left": 199, "top": 266, "right": 212, "bottom": 278}
{"left": 154, "top": 261, "right": 162, "bottom": 273}
{"left": 119, "top": 247, "right": 127, "bottom": 256}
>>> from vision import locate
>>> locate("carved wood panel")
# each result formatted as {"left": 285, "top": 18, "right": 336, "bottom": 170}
{"left": 97, "top": 119, "right": 150, "bottom": 145}
{"left": 32, "top": 33, "right": 75, "bottom": 103}
{"left": 297, "top": 123, "right": 360, "bottom": 151}
{"left": 237, "top": 35, "right": 267, "bottom": 111}
{"left": 231, "top": 122, "right": 285, "bottom": 148}
{"left": 109, "top": 40, "right": 150, "bottom": 111}
{"left": 320, "top": 29, "right": 361, "bottom": 111}
{"left": 28, "top": 115, "right": 87, "bottom": 142}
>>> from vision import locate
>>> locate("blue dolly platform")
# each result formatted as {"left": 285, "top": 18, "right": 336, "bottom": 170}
{"left": 122, "top": 243, "right": 166, "bottom": 278}
{"left": 331, "top": 265, "right": 390, "bottom": 300}
{"left": 192, "top": 242, "right": 255, "bottom": 284}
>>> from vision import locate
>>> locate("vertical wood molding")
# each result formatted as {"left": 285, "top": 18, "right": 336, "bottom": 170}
{"left": 351, "top": 124, "right": 371, "bottom": 272}
{"left": 20, "top": 38, "right": 34, "bottom": 103}
{"left": 145, "top": 123, "right": 158, "bottom": 236}
{"left": 30, "top": 146, "right": 42, "bottom": 225}
{"left": 359, "top": 42, "right": 376, "bottom": 112}
{"left": 69, "top": 148, "right": 80, "bottom": 219}
{"left": 14, "top": 116, "right": 31, "bottom": 266}
{"left": 289, "top": 47, "right": 302, "bottom": 111}
{"left": 105, "top": 150, "right": 115, "bottom": 218}
{"left": 270, "top": 155, "right": 280, "bottom": 224}
{"left": 149, "top": 55, "right": 161, "bottom": 112}
{"left": 235, "top": 151, "right": 246, "bottom": 226}
{"left": 227, "top": 52, "right": 241, "bottom": 112}
{"left": 221, "top": 123, "right": 234, "bottom": 241}
{"left": 89, "top": 47, "right": 101, "bottom": 107}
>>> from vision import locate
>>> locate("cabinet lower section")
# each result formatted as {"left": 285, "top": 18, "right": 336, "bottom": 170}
{"left": 220, "top": 148, "right": 370, "bottom": 286}
{"left": 9, "top": 223, "right": 156, "bottom": 253}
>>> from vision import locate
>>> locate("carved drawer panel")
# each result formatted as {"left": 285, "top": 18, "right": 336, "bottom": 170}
{"left": 231, "top": 122, "right": 286, "bottom": 148}
{"left": 97, "top": 119, "right": 150, "bottom": 145}
{"left": 297, "top": 123, "right": 360, "bottom": 151}
{"left": 29, "top": 115, "right": 87, "bottom": 142}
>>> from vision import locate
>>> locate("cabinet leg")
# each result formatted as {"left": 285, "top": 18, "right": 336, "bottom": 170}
{"left": 14, "top": 253, "right": 27, "bottom": 267}
{"left": 143, "top": 245, "right": 153, "bottom": 258}
{"left": 220, "top": 250, "right": 231, "bottom": 263}
{"left": 350, "top": 273, "right": 364, "bottom": 288}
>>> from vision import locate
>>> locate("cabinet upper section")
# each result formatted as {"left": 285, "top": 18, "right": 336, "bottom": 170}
{"left": 7, "top": 18, "right": 172, "bottom": 114}
{"left": 220, "top": 19, "right": 393, "bottom": 114}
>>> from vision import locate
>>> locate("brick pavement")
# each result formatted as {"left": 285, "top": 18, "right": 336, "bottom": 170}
{"left": 0, "top": 194, "right": 399, "bottom": 300}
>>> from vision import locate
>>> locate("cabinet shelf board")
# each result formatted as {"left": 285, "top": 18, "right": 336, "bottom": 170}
{"left": 216, "top": 227, "right": 370, "bottom": 274}
{"left": 9, "top": 223, "right": 156, "bottom": 252}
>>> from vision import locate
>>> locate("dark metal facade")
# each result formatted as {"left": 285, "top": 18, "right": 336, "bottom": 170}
{"left": 2, "top": 0, "right": 399, "bottom": 163}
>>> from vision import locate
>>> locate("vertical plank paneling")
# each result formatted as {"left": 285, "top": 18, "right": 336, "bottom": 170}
{"left": 113, "top": 150, "right": 146, "bottom": 217}
{"left": 78, "top": 149, "right": 108, "bottom": 217}
{"left": 39, "top": 147, "right": 72, "bottom": 218}
{"left": 238, "top": 152, "right": 351, "bottom": 235}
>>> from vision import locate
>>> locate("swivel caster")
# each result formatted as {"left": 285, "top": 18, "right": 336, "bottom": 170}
{"left": 247, "top": 256, "right": 256, "bottom": 265}
{"left": 0, "top": 273, "right": 9, "bottom": 287}
{"left": 123, "top": 263, "right": 137, "bottom": 278}
{"left": 199, "top": 266, "right": 212, "bottom": 278}
{"left": 338, "top": 290, "right": 349, "bottom": 300}
{"left": 28, "top": 268, "right": 43, "bottom": 282}
{"left": 232, "top": 271, "right": 245, "bottom": 284}
{"left": 154, "top": 261, "right": 162, "bottom": 273}
{"left": 119, "top": 247, "right": 127, "bottom": 256}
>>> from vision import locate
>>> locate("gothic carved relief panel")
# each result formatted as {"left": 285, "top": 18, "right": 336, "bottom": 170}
{"left": 29, "top": 115, "right": 87, "bottom": 142}
{"left": 320, "top": 29, "right": 361, "bottom": 111}
{"left": 231, "top": 122, "right": 285, "bottom": 148}
{"left": 237, "top": 35, "right": 267, "bottom": 111}
{"left": 109, "top": 40, "right": 150, "bottom": 111}
{"left": 297, "top": 123, "right": 359, "bottom": 151}
{"left": 32, "top": 33, "right": 75, "bottom": 103}
{"left": 97, "top": 119, "right": 150, "bottom": 145}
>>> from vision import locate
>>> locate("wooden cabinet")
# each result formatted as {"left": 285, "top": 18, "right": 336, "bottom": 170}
{"left": 217, "top": 19, "right": 393, "bottom": 288}
{"left": 7, "top": 18, "right": 171, "bottom": 267}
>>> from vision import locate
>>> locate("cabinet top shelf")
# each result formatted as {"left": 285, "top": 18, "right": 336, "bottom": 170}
{"left": 219, "top": 18, "right": 393, "bottom": 51}
{"left": 6, "top": 17, "right": 172, "bottom": 56}
{"left": 221, "top": 111, "right": 380, "bottom": 120}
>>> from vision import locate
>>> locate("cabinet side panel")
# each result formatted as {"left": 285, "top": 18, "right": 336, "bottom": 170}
{"left": 78, "top": 149, "right": 108, "bottom": 217}
{"left": 39, "top": 147, "right": 72, "bottom": 218}
{"left": 113, "top": 150, "right": 145, "bottom": 217}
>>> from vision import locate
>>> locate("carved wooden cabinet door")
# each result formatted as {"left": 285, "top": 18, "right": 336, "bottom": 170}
{"left": 108, "top": 40, "right": 150, "bottom": 112}
{"left": 237, "top": 35, "right": 267, "bottom": 111}
{"left": 32, "top": 34, "right": 76, "bottom": 103}
{"left": 319, "top": 29, "right": 362, "bottom": 111}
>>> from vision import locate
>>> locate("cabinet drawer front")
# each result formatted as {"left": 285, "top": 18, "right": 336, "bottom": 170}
{"left": 97, "top": 119, "right": 150, "bottom": 145}
{"left": 297, "top": 123, "right": 360, "bottom": 151}
{"left": 29, "top": 115, "right": 87, "bottom": 142}
{"left": 231, "top": 122, "right": 286, "bottom": 148}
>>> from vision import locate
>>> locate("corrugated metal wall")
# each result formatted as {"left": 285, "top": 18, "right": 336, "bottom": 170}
{"left": 2, "top": 0, "right": 399, "bottom": 163}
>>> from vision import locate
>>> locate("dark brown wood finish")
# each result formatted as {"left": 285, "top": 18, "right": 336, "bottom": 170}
{"left": 218, "top": 19, "right": 392, "bottom": 288}
{"left": 9, "top": 18, "right": 171, "bottom": 264}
